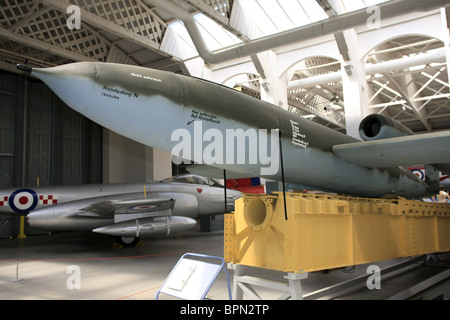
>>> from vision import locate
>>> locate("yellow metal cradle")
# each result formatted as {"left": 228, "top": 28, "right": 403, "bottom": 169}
{"left": 224, "top": 193, "right": 450, "bottom": 274}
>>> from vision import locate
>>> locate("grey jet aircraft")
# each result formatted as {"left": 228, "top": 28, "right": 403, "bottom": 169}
{"left": 0, "top": 174, "right": 242, "bottom": 246}
{"left": 17, "top": 62, "right": 450, "bottom": 199}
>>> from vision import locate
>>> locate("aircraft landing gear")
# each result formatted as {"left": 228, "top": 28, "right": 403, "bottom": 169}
{"left": 115, "top": 236, "right": 141, "bottom": 247}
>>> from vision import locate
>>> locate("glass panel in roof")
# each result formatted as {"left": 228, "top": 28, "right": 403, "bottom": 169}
{"left": 169, "top": 20, "right": 196, "bottom": 50}
{"left": 298, "top": 0, "right": 329, "bottom": 22}
{"left": 283, "top": 1, "right": 311, "bottom": 27}
{"left": 167, "top": 0, "right": 392, "bottom": 59}
{"left": 257, "top": 0, "right": 292, "bottom": 32}
{"left": 238, "top": 0, "right": 275, "bottom": 35}
{"left": 363, "top": 0, "right": 391, "bottom": 7}
{"left": 167, "top": 13, "right": 242, "bottom": 59}
{"left": 238, "top": 0, "right": 328, "bottom": 36}
{"left": 194, "top": 13, "right": 242, "bottom": 51}
{"left": 340, "top": 0, "right": 390, "bottom": 13}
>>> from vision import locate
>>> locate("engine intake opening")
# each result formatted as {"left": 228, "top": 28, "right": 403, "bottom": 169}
{"left": 363, "top": 119, "right": 381, "bottom": 138}
{"left": 244, "top": 198, "right": 273, "bottom": 231}
{"left": 359, "top": 114, "right": 413, "bottom": 141}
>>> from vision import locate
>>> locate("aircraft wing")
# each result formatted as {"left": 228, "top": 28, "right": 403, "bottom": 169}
{"left": 78, "top": 198, "right": 175, "bottom": 217}
{"left": 332, "top": 131, "right": 450, "bottom": 175}
{"left": 186, "top": 164, "right": 256, "bottom": 179}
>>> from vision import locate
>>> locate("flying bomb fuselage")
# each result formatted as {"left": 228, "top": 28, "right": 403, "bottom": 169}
{"left": 31, "top": 62, "right": 427, "bottom": 198}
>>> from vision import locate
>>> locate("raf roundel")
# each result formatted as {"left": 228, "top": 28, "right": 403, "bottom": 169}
{"left": 411, "top": 168, "right": 425, "bottom": 181}
{"left": 9, "top": 189, "right": 38, "bottom": 214}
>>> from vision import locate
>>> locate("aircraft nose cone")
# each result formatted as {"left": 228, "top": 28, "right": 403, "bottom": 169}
{"left": 32, "top": 62, "right": 98, "bottom": 115}
{"left": 33, "top": 61, "right": 96, "bottom": 78}
{"left": 27, "top": 207, "right": 55, "bottom": 230}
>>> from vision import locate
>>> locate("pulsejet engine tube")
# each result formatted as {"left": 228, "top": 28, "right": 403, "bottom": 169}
{"left": 359, "top": 114, "right": 414, "bottom": 141}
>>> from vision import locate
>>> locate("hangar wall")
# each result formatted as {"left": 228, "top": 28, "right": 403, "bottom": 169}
{"left": 0, "top": 70, "right": 103, "bottom": 188}
{"left": 102, "top": 130, "right": 172, "bottom": 183}
{"left": 0, "top": 70, "right": 172, "bottom": 189}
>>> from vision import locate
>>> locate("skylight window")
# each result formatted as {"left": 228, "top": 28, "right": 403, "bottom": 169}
{"left": 193, "top": 14, "right": 242, "bottom": 51}
{"left": 340, "top": 0, "right": 390, "bottom": 13}
{"left": 238, "top": 0, "right": 328, "bottom": 36}
{"left": 166, "top": 0, "right": 393, "bottom": 59}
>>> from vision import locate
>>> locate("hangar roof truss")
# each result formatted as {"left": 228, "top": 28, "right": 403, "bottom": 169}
{"left": 0, "top": 0, "right": 448, "bottom": 133}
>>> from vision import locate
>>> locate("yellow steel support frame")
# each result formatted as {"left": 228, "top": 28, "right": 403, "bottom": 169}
{"left": 224, "top": 193, "right": 450, "bottom": 273}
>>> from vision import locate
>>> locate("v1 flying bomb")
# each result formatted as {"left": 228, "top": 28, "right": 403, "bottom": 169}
{"left": 0, "top": 174, "right": 242, "bottom": 246}
{"left": 17, "top": 62, "right": 450, "bottom": 199}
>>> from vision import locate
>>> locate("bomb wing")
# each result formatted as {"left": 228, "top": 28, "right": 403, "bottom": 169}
{"left": 333, "top": 131, "right": 450, "bottom": 173}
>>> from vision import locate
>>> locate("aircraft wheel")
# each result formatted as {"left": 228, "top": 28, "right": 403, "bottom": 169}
{"left": 115, "top": 236, "right": 140, "bottom": 247}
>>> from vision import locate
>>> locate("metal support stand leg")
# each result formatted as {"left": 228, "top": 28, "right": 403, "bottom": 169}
{"left": 284, "top": 273, "right": 308, "bottom": 300}
{"left": 228, "top": 263, "right": 244, "bottom": 300}
{"left": 228, "top": 263, "right": 308, "bottom": 300}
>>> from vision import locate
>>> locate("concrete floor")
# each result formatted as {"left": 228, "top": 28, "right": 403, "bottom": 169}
{"left": 0, "top": 227, "right": 228, "bottom": 300}
{"left": 0, "top": 225, "right": 449, "bottom": 300}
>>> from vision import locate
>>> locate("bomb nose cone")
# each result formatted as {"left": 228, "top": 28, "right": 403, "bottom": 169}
{"left": 17, "top": 61, "right": 97, "bottom": 79}
{"left": 31, "top": 62, "right": 97, "bottom": 82}
{"left": 26, "top": 62, "right": 98, "bottom": 115}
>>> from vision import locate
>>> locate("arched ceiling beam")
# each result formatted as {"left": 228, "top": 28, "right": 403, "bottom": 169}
{"left": 150, "top": 0, "right": 450, "bottom": 65}
{"left": 288, "top": 48, "right": 447, "bottom": 90}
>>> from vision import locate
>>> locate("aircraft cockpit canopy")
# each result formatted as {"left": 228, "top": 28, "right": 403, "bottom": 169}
{"left": 163, "top": 174, "right": 224, "bottom": 188}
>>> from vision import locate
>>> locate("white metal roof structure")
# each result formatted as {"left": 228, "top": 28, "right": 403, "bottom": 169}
{"left": 1, "top": 0, "right": 450, "bottom": 134}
